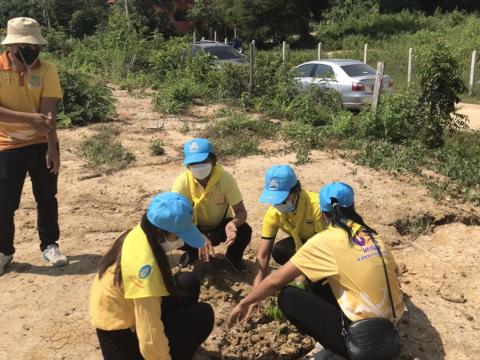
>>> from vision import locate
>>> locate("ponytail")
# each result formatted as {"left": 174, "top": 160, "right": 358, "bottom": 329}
{"left": 325, "top": 201, "right": 377, "bottom": 246}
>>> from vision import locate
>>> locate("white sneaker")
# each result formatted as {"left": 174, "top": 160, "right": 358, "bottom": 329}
{"left": 0, "top": 253, "right": 13, "bottom": 276}
{"left": 42, "top": 245, "right": 68, "bottom": 267}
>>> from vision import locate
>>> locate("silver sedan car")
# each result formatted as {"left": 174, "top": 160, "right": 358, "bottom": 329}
{"left": 293, "top": 59, "right": 393, "bottom": 110}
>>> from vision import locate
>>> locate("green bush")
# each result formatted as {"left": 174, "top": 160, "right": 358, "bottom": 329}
{"left": 284, "top": 86, "right": 339, "bottom": 126}
{"left": 149, "top": 139, "right": 165, "bottom": 156}
{"left": 56, "top": 66, "right": 115, "bottom": 127}
{"left": 148, "top": 38, "right": 190, "bottom": 85}
{"left": 214, "top": 63, "right": 250, "bottom": 101}
{"left": 204, "top": 111, "right": 278, "bottom": 157}
{"left": 357, "top": 92, "right": 417, "bottom": 143}
{"left": 281, "top": 122, "right": 322, "bottom": 164}
{"left": 79, "top": 125, "right": 135, "bottom": 170}
{"left": 415, "top": 43, "right": 467, "bottom": 147}
{"left": 435, "top": 132, "right": 480, "bottom": 189}
{"left": 154, "top": 75, "right": 206, "bottom": 114}
{"left": 353, "top": 140, "right": 428, "bottom": 173}
{"left": 66, "top": 9, "right": 162, "bottom": 83}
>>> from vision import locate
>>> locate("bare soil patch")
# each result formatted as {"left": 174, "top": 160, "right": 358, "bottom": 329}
{"left": 0, "top": 90, "right": 478, "bottom": 360}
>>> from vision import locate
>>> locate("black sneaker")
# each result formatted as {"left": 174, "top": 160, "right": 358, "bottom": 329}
{"left": 179, "top": 251, "right": 197, "bottom": 268}
{"left": 225, "top": 255, "right": 248, "bottom": 273}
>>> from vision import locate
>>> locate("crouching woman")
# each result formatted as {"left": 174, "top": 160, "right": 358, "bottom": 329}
{"left": 90, "top": 192, "right": 214, "bottom": 360}
{"left": 229, "top": 183, "right": 404, "bottom": 359}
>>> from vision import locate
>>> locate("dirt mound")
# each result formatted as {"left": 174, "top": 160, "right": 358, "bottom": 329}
{"left": 0, "top": 90, "right": 478, "bottom": 360}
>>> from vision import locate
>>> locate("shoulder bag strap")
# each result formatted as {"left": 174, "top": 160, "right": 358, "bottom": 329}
{"left": 370, "top": 234, "right": 397, "bottom": 324}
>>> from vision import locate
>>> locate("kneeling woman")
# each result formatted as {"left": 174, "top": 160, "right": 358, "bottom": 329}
{"left": 229, "top": 183, "right": 404, "bottom": 359}
{"left": 90, "top": 192, "right": 214, "bottom": 360}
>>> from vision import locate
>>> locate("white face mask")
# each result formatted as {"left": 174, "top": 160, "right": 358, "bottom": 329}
{"left": 189, "top": 163, "right": 212, "bottom": 180}
{"left": 161, "top": 238, "right": 185, "bottom": 253}
{"left": 274, "top": 200, "right": 295, "bottom": 213}
{"left": 274, "top": 193, "right": 297, "bottom": 213}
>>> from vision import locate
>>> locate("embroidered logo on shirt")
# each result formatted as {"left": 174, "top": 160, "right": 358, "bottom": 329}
{"left": 189, "top": 142, "right": 200, "bottom": 153}
{"left": 28, "top": 75, "right": 41, "bottom": 88}
{"left": 138, "top": 264, "right": 152, "bottom": 279}
{"left": 268, "top": 179, "right": 280, "bottom": 190}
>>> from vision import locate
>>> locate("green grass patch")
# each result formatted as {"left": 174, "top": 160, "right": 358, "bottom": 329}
{"left": 79, "top": 125, "right": 136, "bottom": 170}
{"left": 204, "top": 111, "right": 279, "bottom": 158}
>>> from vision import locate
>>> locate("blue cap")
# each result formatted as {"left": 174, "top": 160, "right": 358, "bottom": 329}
{"left": 146, "top": 192, "right": 205, "bottom": 248}
{"left": 259, "top": 165, "right": 298, "bottom": 205}
{"left": 320, "top": 182, "right": 354, "bottom": 212}
{"left": 183, "top": 138, "right": 214, "bottom": 166}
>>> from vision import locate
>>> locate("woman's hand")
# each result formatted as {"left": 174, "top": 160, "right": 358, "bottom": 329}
{"left": 224, "top": 221, "right": 238, "bottom": 246}
{"left": 46, "top": 145, "right": 60, "bottom": 174}
{"left": 199, "top": 237, "right": 215, "bottom": 262}
{"left": 228, "top": 301, "right": 250, "bottom": 326}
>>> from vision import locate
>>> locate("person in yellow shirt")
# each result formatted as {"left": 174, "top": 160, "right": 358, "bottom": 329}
{"left": 250, "top": 165, "right": 326, "bottom": 310}
{"left": 90, "top": 192, "right": 214, "bottom": 360}
{"left": 0, "top": 17, "right": 66, "bottom": 275}
{"left": 172, "top": 138, "right": 252, "bottom": 272}
{"left": 229, "top": 182, "right": 404, "bottom": 359}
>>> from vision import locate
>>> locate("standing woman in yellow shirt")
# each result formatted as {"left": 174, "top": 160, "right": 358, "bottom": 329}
{"left": 229, "top": 183, "right": 404, "bottom": 359}
{"left": 90, "top": 192, "right": 214, "bottom": 360}
{"left": 172, "top": 138, "right": 252, "bottom": 272}
{"left": 0, "top": 18, "right": 67, "bottom": 275}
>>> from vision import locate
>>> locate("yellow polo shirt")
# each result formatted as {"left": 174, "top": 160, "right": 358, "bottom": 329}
{"left": 172, "top": 168, "right": 243, "bottom": 230}
{"left": 0, "top": 51, "right": 62, "bottom": 151}
{"left": 291, "top": 223, "right": 405, "bottom": 322}
{"left": 261, "top": 190, "right": 325, "bottom": 241}
{"left": 89, "top": 225, "right": 171, "bottom": 360}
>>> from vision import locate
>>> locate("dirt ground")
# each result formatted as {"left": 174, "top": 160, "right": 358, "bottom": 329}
{"left": 1, "top": 90, "right": 479, "bottom": 360}
{"left": 458, "top": 102, "right": 480, "bottom": 130}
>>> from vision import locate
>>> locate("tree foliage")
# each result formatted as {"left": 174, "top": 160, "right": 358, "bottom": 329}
{"left": 188, "top": 0, "right": 328, "bottom": 42}
{"left": 379, "top": 0, "right": 480, "bottom": 14}
{"left": 0, "top": 0, "right": 108, "bottom": 37}
{"left": 415, "top": 43, "right": 467, "bottom": 147}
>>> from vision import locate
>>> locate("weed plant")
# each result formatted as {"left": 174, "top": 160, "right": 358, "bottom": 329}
{"left": 204, "top": 111, "right": 278, "bottom": 157}
{"left": 79, "top": 125, "right": 135, "bottom": 170}
{"left": 149, "top": 139, "right": 165, "bottom": 156}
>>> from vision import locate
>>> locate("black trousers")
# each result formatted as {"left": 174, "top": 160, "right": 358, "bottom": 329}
{"left": 271, "top": 236, "right": 297, "bottom": 265}
{"left": 0, "top": 143, "right": 59, "bottom": 255}
{"left": 278, "top": 282, "right": 351, "bottom": 359}
{"left": 183, "top": 218, "right": 252, "bottom": 262}
{"left": 96, "top": 272, "right": 214, "bottom": 360}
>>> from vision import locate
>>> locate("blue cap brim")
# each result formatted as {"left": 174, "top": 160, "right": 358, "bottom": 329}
{"left": 183, "top": 152, "right": 210, "bottom": 166}
{"left": 176, "top": 225, "right": 205, "bottom": 248}
{"left": 259, "top": 189, "right": 290, "bottom": 205}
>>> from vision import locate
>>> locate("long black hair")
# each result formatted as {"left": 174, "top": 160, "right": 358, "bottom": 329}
{"left": 97, "top": 214, "right": 179, "bottom": 295}
{"left": 324, "top": 199, "right": 377, "bottom": 245}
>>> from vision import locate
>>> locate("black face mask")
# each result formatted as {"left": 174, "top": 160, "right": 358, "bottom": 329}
{"left": 14, "top": 46, "right": 40, "bottom": 66}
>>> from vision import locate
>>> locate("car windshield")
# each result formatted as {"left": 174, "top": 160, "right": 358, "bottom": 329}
{"left": 341, "top": 64, "right": 376, "bottom": 77}
{"left": 204, "top": 46, "right": 241, "bottom": 59}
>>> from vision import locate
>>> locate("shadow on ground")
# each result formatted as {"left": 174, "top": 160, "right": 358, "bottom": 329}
{"left": 6, "top": 253, "right": 102, "bottom": 277}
